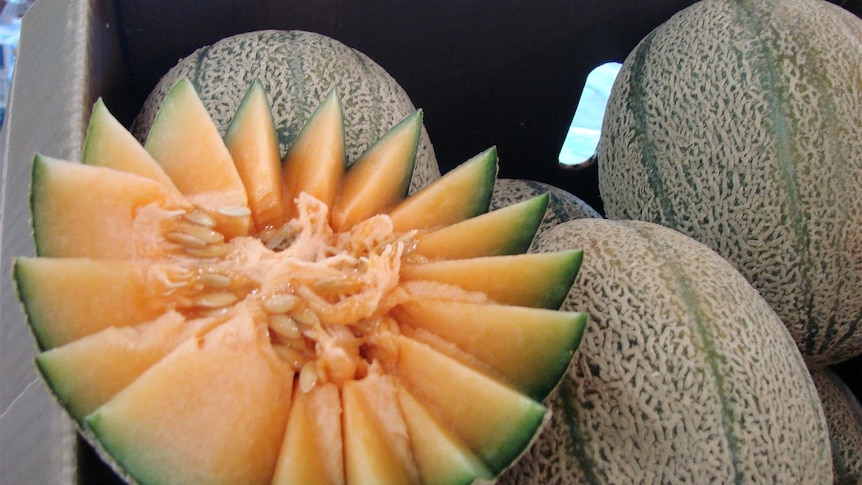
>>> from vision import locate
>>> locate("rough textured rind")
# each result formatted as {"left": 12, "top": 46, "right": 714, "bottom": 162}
{"left": 809, "top": 366, "right": 862, "bottom": 485}
{"left": 597, "top": 0, "right": 862, "bottom": 364}
{"left": 490, "top": 179, "right": 602, "bottom": 241}
{"left": 131, "top": 30, "right": 440, "bottom": 195}
{"left": 500, "top": 219, "right": 832, "bottom": 484}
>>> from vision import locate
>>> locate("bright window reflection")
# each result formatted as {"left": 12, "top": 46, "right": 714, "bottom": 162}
{"left": 559, "top": 62, "right": 622, "bottom": 168}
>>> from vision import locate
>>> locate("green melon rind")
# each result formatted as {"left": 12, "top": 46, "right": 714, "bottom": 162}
{"left": 130, "top": 29, "right": 440, "bottom": 195}
{"left": 13, "top": 257, "right": 51, "bottom": 350}
{"left": 393, "top": 335, "right": 549, "bottom": 476}
{"left": 417, "top": 193, "right": 549, "bottom": 260}
{"left": 345, "top": 107, "right": 421, "bottom": 200}
{"left": 596, "top": 0, "right": 862, "bottom": 364}
{"left": 808, "top": 366, "right": 862, "bottom": 484}
{"left": 484, "top": 193, "right": 550, "bottom": 257}
{"left": 500, "top": 218, "right": 832, "bottom": 484}
{"left": 490, "top": 178, "right": 602, "bottom": 238}
{"left": 388, "top": 146, "right": 497, "bottom": 233}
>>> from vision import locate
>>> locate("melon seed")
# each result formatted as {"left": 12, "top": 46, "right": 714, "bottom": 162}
{"left": 269, "top": 314, "right": 303, "bottom": 340}
{"left": 264, "top": 293, "right": 301, "bottom": 314}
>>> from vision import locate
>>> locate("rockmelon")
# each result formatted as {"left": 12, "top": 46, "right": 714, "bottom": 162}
{"left": 596, "top": 0, "right": 862, "bottom": 364}
{"left": 15, "top": 78, "right": 587, "bottom": 485}
{"left": 809, "top": 366, "right": 862, "bottom": 484}
{"left": 131, "top": 29, "right": 440, "bottom": 196}
{"left": 489, "top": 178, "right": 602, "bottom": 242}
{"left": 501, "top": 218, "right": 832, "bottom": 484}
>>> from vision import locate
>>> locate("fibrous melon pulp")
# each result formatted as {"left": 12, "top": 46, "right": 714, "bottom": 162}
{"left": 15, "top": 77, "right": 587, "bottom": 485}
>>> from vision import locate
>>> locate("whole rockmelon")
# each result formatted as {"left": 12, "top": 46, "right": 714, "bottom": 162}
{"left": 131, "top": 30, "right": 440, "bottom": 195}
{"left": 501, "top": 218, "right": 832, "bottom": 484}
{"left": 809, "top": 366, "right": 862, "bottom": 484}
{"left": 596, "top": 0, "right": 862, "bottom": 364}
{"left": 16, "top": 77, "right": 588, "bottom": 484}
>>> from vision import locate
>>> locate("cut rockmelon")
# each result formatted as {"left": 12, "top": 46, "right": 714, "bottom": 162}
{"left": 331, "top": 109, "right": 421, "bottom": 232}
{"left": 35, "top": 311, "right": 219, "bottom": 422}
{"left": 272, "top": 382, "right": 344, "bottom": 485}
{"left": 82, "top": 99, "right": 179, "bottom": 192}
{"left": 401, "top": 250, "right": 582, "bottom": 309}
{"left": 388, "top": 146, "right": 497, "bottom": 232}
{"left": 15, "top": 78, "right": 587, "bottom": 485}
{"left": 280, "top": 89, "right": 345, "bottom": 219}
{"left": 414, "top": 193, "right": 549, "bottom": 260}
{"left": 30, "top": 155, "right": 191, "bottom": 260}
{"left": 86, "top": 310, "right": 293, "bottom": 485}
{"left": 144, "top": 78, "right": 251, "bottom": 238}
{"left": 394, "top": 299, "right": 587, "bottom": 399}
{"left": 224, "top": 79, "right": 285, "bottom": 231}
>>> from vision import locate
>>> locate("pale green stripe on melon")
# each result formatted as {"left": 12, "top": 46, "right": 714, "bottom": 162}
{"left": 749, "top": 0, "right": 858, "bottom": 357}
{"left": 625, "top": 30, "right": 678, "bottom": 228}
{"left": 732, "top": 0, "right": 818, "bottom": 356}
{"left": 634, "top": 222, "right": 743, "bottom": 484}
{"left": 554, "top": 376, "right": 602, "bottom": 484}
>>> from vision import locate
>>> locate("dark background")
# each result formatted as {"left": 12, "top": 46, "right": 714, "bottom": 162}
{"left": 77, "top": 0, "right": 862, "bottom": 481}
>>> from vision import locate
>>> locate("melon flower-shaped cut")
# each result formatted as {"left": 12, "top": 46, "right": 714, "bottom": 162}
{"left": 15, "top": 77, "right": 587, "bottom": 485}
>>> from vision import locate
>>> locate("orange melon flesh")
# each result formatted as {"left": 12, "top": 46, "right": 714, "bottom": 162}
{"left": 14, "top": 258, "right": 189, "bottom": 349}
{"left": 395, "top": 385, "right": 493, "bottom": 485}
{"left": 35, "top": 312, "right": 217, "bottom": 421}
{"left": 272, "top": 383, "right": 344, "bottom": 485}
{"left": 394, "top": 299, "right": 587, "bottom": 399}
{"left": 281, "top": 89, "right": 345, "bottom": 219}
{"left": 402, "top": 250, "right": 583, "bottom": 309}
{"left": 82, "top": 99, "right": 180, "bottom": 192}
{"left": 30, "top": 155, "right": 190, "bottom": 260}
{"left": 17, "top": 79, "right": 590, "bottom": 485}
{"left": 413, "top": 193, "right": 549, "bottom": 260}
{"left": 387, "top": 147, "right": 497, "bottom": 232}
{"left": 224, "top": 79, "right": 286, "bottom": 231}
{"left": 331, "top": 109, "right": 421, "bottom": 232}
{"left": 86, "top": 311, "right": 293, "bottom": 485}
{"left": 392, "top": 335, "right": 547, "bottom": 474}
{"left": 144, "top": 78, "right": 251, "bottom": 238}
{"left": 342, "top": 373, "right": 420, "bottom": 484}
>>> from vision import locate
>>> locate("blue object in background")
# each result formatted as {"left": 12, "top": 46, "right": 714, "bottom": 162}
{"left": 0, "top": 0, "right": 35, "bottom": 128}
{"left": 559, "top": 61, "right": 621, "bottom": 168}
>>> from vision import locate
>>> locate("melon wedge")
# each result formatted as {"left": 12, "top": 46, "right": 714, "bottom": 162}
{"left": 394, "top": 299, "right": 586, "bottom": 399}
{"left": 281, "top": 89, "right": 345, "bottom": 219}
{"left": 145, "top": 78, "right": 251, "bottom": 237}
{"left": 224, "top": 79, "right": 285, "bottom": 231}
{"left": 331, "top": 109, "right": 421, "bottom": 232}
{"left": 395, "top": 385, "right": 493, "bottom": 485}
{"left": 272, "top": 383, "right": 344, "bottom": 485}
{"left": 402, "top": 250, "right": 583, "bottom": 309}
{"left": 35, "top": 312, "right": 218, "bottom": 421}
{"left": 86, "top": 311, "right": 293, "bottom": 485}
{"left": 16, "top": 78, "right": 588, "bottom": 485}
{"left": 392, "top": 335, "right": 548, "bottom": 475}
{"left": 15, "top": 258, "right": 190, "bottom": 349}
{"left": 30, "top": 155, "right": 190, "bottom": 260}
{"left": 388, "top": 146, "right": 498, "bottom": 232}
{"left": 414, "top": 193, "right": 549, "bottom": 260}
{"left": 82, "top": 98, "right": 179, "bottom": 192}
{"left": 342, "top": 373, "right": 420, "bottom": 484}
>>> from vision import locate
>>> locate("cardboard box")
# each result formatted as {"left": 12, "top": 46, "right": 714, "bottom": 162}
{"left": 4, "top": 0, "right": 859, "bottom": 482}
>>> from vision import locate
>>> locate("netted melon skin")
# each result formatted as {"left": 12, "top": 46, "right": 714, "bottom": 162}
{"left": 597, "top": 0, "right": 862, "bottom": 364}
{"left": 131, "top": 30, "right": 440, "bottom": 195}
{"left": 809, "top": 366, "right": 862, "bottom": 485}
{"left": 501, "top": 219, "right": 832, "bottom": 484}
{"left": 489, "top": 179, "right": 601, "bottom": 240}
